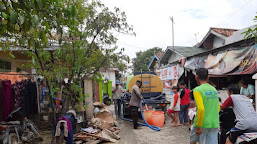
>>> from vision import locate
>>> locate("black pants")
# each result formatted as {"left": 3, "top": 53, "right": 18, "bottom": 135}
{"left": 219, "top": 127, "right": 231, "bottom": 144}
{"left": 130, "top": 106, "right": 139, "bottom": 129}
{"left": 114, "top": 99, "right": 121, "bottom": 116}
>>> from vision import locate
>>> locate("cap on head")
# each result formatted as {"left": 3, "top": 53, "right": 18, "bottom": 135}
{"left": 116, "top": 80, "right": 120, "bottom": 85}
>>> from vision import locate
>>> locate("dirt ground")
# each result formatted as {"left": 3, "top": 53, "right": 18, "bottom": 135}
{"left": 109, "top": 106, "right": 190, "bottom": 144}
{"left": 37, "top": 88, "right": 228, "bottom": 144}
{"left": 37, "top": 106, "right": 190, "bottom": 144}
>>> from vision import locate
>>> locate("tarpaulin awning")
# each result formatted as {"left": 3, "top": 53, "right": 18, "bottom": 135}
{"left": 0, "top": 72, "right": 28, "bottom": 84}
{"left": 185, "top": 44, "right": 257, "bottom": 76}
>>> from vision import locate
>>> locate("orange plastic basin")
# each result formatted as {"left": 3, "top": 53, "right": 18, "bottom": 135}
{"left": 143, "top": 110, "right": 154, "bottom": 125}
{"left": 151, "top": 111, "right": 165, "bottom": 127}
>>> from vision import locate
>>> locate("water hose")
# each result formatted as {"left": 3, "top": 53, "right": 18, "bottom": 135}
{"left": 119, "top": 93, "right": 161, "bottom": 131}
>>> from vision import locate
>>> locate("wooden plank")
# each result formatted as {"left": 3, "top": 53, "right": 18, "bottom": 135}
{"left": 75, "top": 135, "right": 93, "bottom": 140}
{"left": 87, "top": 139, "right": 101, "bottom": 144}
{"left": 81, "top": 132, "right": 111, "bottom": 142}
{"left": 74, "top": 140, "right": 83, "bottom": 144}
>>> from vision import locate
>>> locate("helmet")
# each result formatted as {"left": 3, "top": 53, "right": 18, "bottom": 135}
{"left": 116, "top": 80, "right": 120, "bottom": 85}
{"left": 67, "top": 110, "right": 76, "bottom": 118}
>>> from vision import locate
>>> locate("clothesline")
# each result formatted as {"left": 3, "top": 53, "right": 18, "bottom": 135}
{"left": 0, "top": 73, "right": 37, "bottom": 75}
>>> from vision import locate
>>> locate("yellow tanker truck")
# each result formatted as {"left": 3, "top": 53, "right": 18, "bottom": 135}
{"left": 123, "top": 72, "right": 170, "bottom": 116}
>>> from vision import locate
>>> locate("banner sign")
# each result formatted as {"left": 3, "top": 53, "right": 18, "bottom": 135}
{"left": 160, "top": 65, "right": 180, "bottom": 80}
{"left": 185, "top": 44, "right": 257, "bottom": 76}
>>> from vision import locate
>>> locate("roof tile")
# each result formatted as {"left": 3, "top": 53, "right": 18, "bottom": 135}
{"left": 211, "top": 27, "right": 238, "bottom": 37}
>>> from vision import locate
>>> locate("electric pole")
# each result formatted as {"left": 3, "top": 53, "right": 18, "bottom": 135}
{"left": 194, "top": 32, "right": 199, "bottom": 43}
{"left": 169, "top": 16, "right": 175, "bottom": 47}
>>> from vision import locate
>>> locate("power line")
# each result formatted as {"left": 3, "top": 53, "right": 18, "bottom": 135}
{"left": 216, "top": 0, "right": 256, "bottom": 27}
{"left": 186, "top": 0, "right": 256, "bottom": 46}
{"left": 117, "top": 41, "right": 150, "bottom": 50}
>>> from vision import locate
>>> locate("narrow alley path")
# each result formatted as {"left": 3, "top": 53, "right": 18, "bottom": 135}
{"left": 107, "top": 88, "right": 190, "bottom": 144}
{"left": 106, "top": 104, "right": 190, "bottom": 144}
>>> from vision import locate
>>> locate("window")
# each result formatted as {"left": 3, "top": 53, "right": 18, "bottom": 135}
{"left": 0, "top": 59, "right": 11, "bottom": 72}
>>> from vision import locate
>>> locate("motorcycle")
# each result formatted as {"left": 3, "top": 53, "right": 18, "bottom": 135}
{"left": 0, "top": 107, "right": 42, "bottom": 144}
{"left": 219, "top": 107, "right": 257, "bottom": 144}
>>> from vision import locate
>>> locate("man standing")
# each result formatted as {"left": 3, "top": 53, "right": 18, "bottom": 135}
{"left": 220, "top": 84, "right": 257, "bottom": 144}
{"left": 112, "top": 80, "right": 123, "bottom": 118}
{"left": 129, "top": 80, "right": 145, "bottom": 129}
{"left": 179, "top": 82, "right": 190, "bottom": 125}
{"left": 240, "top": 79, "right": 255, "bottom": 99}
{"left": 190, "top": 68, "right": 220, "bottom": 144}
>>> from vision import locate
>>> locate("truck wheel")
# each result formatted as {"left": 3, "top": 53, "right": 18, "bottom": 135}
{"left": 8, "top": 133, "right": 18, "bottom": 144}
{"left": 104, "top": 97, "right": 112, "bottom": 106}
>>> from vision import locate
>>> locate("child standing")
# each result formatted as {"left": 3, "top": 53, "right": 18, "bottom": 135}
{"left": 167, "top": 86, "right": 181, "bottom": 127}
{"left": 188, "top": 100, "right": 196, "bottom": 131}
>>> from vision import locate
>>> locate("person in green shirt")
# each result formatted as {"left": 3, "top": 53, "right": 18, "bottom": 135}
{"left": 190, "top": 68, "right": 220, "bottom": 144}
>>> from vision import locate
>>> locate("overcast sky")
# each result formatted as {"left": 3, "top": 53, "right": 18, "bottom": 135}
{"left": 103, "top": 0, "right": 257, "bottom": 59}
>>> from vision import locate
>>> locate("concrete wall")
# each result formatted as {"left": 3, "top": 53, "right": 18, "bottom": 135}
{"left": 101, "top": 71, "right": 116, "bottom": 87}
{"left": 213, "top": 36, "right": 224, "bottom": 48}
{"left": 0, "top": 51, "right": 31, "bottom": 73}
{"left": 84, "top": 78, "right": 94, "bottom": 121}
{"left": 167, "top": 52, "right": 183, "bottom": 64}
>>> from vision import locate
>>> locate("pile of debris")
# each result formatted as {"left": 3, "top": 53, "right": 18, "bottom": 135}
{"left": 74, "top": 102, "right": 120, "bottom": 144}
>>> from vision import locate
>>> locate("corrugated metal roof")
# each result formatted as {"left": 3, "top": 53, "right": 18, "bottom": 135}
{"left": 167, "top": 46, "right": 207, "bottom": 57}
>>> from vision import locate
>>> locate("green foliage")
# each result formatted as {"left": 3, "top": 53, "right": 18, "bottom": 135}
{"left": 0, "top": 0, "right": 134, "bottom": 114}
{"left": 243, "top": 14, "right": 257, "bottom": 42}
{"left": 132, "top": 47, "right": 163, "bottom": 73}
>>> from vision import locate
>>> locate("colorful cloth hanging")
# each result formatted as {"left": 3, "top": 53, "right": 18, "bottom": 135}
{"left": 1, "top": 80, "right": 14, "bottom": 121}
{"left": 14, "top": 81, "right": 25, "bottom": 108}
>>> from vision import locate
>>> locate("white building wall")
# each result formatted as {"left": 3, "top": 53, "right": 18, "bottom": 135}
{"left": 213, "top": 36, "right": 224, "bottom": 48}
{"left": 101, "top": 71, "right": 116, "bottom": 87}
{"left": 225, "top": 25, "right": 257, "bottom": 45}
{"left": 168, "top": 52, "right": 183, "bottom": 64}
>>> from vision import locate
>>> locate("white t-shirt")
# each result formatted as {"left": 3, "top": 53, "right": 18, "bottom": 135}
{"left": 240, "top": 84, "right": 255, "bottom": 98}
{"left": 112, "top": 86, "right": 123, "bottom": 99}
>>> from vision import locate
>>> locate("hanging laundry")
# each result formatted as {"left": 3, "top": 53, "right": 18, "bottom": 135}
{"left": 2, "top": 80, "right": 14, "bottom": 121}
{"left": 54, "top": 116, "right": 74, "bottom": 144}
{"left": 23, "top": 79, "right": 38, "bottom": 115}
{"left": 14, "top": 81, "right": 25, "bottom": 108}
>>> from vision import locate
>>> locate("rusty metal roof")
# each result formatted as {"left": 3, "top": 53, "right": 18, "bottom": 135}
{"left": 210, "top": 27, "right": 238, "bottom": 37}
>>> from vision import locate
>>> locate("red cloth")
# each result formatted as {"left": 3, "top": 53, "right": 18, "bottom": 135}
{"left": 2, "top": 80, "right": 14, "bottom": 121}
{"left": 167, "top": 109, "right": 178, "bottom": 113}
{"left": 59, "top": 116, "right": 72, "bottom": 131}
{"left": 180, "top": 89, "right": 190, "bottom": 105}
{"left": 173, "top": 93, "right": 179, "bottom": 107}
{"left": 222, "top": 96, "right": 234, "bottom": 108}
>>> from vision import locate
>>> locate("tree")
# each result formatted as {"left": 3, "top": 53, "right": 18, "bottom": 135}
{"left": 244, "top": 14, "right": 257, "bottom": 41}
{"left": 132, "top": 47, "right": 163, "bottom": 73}
{"left": 0, "top": 0, "right": 134, "bottom": 122}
